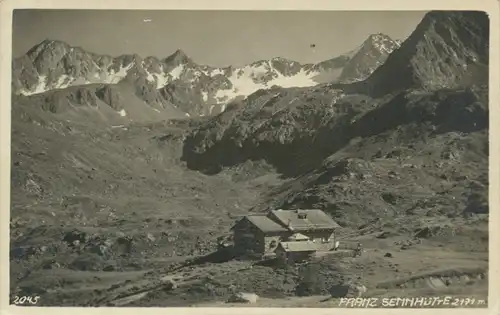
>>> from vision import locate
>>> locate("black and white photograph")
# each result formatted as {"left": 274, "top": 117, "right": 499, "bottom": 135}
{"left": 3, "top": 2, "right": 497, "bottom": 310}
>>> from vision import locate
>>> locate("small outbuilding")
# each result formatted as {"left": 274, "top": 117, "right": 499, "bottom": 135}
{"left": 275, "top": 241, "right": 318, "bottom": 265}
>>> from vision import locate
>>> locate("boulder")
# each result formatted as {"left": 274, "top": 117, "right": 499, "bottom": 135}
{"left": 161, "top": 279, "right": 177, "bottom": 291}
{"left": 329, "top": 284, "right": 367, "bottom": 298}
{"left": 146, "top": 233, "right": 156, "bottom": 242}
{"left": 10, "top": 247, "right": 27, "bottom": 260}
{"left": 42, "top": 261, "right": 61, "bottom": 270}
{"left": 63, "top": 230, "right": 89, "bottom": 246}
{"left": 227, "top": 292, "right": 259, "bottom": 304}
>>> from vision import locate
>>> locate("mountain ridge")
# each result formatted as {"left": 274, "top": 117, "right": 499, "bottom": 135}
{"left": 12, "top": 33, "right": 401, "bottom": 117}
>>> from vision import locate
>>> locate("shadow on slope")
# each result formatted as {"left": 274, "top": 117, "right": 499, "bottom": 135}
{"left": 181, "top": 85, "right": 488, "bottom": 178}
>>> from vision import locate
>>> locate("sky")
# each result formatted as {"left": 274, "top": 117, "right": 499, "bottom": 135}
{"left": 12, "top": 10, "right": 428, "bottom": 67}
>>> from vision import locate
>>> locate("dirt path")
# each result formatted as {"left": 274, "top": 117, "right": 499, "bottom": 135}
{"left": 94, "top": 234, "right": 488, "bottom": 307}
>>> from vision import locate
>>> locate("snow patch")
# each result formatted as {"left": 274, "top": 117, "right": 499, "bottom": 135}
{"left": 142, "top": 61, "right": 160, "bottom": 84}
{"left": 209, "top": 68, "right": 224, "bottom": 76}
{"left": 153, "top": 72, "right": 170, "bottom": 89}
{"left": 270, "top": 69, "right": 319, "bottom": 88}
{"left": 202, "top": 91, "right": 208, "bottom": 102}
{"left": 106, "top": 63, "right": 134, "bottom": 84}
{"left": 170, "top": 64, "right": 185, "bottom": 80}
{"left": 214, "top": 65, "right": 319, "bottom": 105}
{"left": 19, "top": 75, "right": 49, "bottom": 96}
{"left": 20, "top": 75, "right": 49, "bottom": 95}
{"left": 150, "top": 64, "right": 186, "bottom": 89}
{"left": 118, "top": 109, "right": 127, "bottom": 117}
{"left": 35, "top": 75, "right": 48, "bottom": 94}
{"left": 145, "top": 70, "right": 156, "bottom": 83}
{"left": 55, "top": 75, "right": 73, "bottom": 90}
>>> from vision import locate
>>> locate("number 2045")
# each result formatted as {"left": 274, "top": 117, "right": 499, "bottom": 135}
{"left": 12, "top": 296, "right": 40, "bottom": 305}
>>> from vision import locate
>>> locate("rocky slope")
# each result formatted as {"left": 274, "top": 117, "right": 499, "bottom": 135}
{"left": 12, "top": 34, "right": 400, "bottom": 118}
{"left": 338, "top": 11, "right": 490, "bottom": 97}
{"left": 12, "top": 82, "right": 187, "bottom": 125}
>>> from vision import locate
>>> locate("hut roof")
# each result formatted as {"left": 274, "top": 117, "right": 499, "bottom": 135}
{"left": 269, "top": 209, "right": 340, "bottom": 231}
{"left": 277, "top": 241, "right": 318, "bottom": 252}
{"left": 232, "top": 215, "right": 288, "bottom": 233}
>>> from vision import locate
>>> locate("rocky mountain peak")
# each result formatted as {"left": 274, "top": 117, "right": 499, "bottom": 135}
{"left": 164, "top": 49, "right": 192, "bottom": 65}
{"left": 343, "top": 11, "right": 490, "bottom": 97}
{"left": 338, "top": 33, "right": 400, "bottom": 83}
{"left": 26, "top": 39, "right": 70, "bottom": 56}
{"left": 364, "top": 33, "right": 400, "bottom": 52}
{"left": 270, "top": 56, "right": 300, "bottom": 67}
